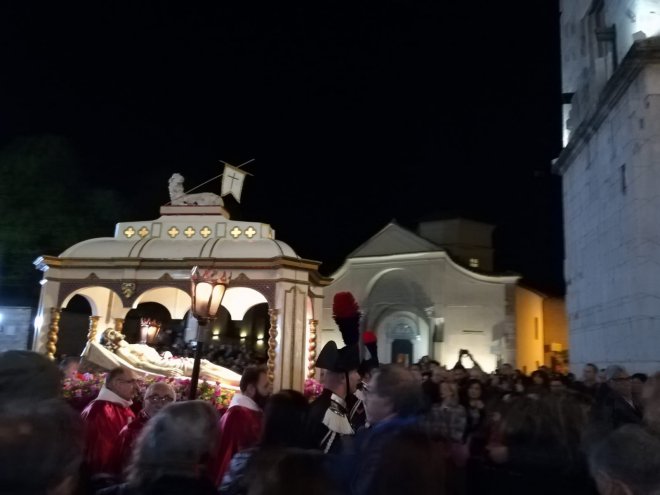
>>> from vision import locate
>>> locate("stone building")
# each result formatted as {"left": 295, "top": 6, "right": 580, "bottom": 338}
{"left": 554, "top": 1, "right": 660, "bottom": 372}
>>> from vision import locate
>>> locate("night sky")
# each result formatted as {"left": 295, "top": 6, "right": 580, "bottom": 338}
{"left": 0, "top": 2, "right": 564, "bottom": 295}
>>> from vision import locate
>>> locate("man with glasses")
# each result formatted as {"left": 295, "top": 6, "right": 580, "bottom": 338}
{"left": 116, "top": 381, "right": 176, "bottom": 472}
{"left": 347, "top": 365, "right": 428, "bottom": 495}
{"left": 81, "top": 367, "right": 139, "bottom": 482}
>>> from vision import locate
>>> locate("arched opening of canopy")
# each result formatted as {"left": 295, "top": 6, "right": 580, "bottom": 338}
{"left": 58, "top": 294, "right": 92, "bottom": 360}
{"left": 123, "top": 302, "right": 173, "bottom": 347}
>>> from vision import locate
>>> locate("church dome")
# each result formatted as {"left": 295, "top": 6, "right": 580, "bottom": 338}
{"left": 59, "top": 214, "right": 299, "bottom": 260}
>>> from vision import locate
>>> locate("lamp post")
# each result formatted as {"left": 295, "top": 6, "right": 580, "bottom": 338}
{"left": 189, "top": 267, "right": 230, "bottom": 400}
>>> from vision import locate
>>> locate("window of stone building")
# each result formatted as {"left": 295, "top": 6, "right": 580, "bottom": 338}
{"left": 620, "top": 164, "right": 627, "bottom": 194}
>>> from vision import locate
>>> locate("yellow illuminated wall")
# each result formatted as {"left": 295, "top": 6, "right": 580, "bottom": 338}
{"left": 542, "top": 297, "right": 568, "bottom": 369}
{"left": 515, "top": 286, "right": 568, "bottom": 374}
{"left": 515, "top": 286, "right": 545, "bottom": 374}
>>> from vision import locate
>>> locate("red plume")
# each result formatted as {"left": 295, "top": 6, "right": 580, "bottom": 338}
{"left": 362, "top": 330, "right": 377, "bottom": 345}
{"left": 332, "top": 292, "right": 360, "bottom": 347}
{"left": 333, "top": 292, "right": 359, "bottom": 319}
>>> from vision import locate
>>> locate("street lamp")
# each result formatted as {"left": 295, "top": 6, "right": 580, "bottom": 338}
{"left": 189, "top": 267, "right": 230, "bottom": 399}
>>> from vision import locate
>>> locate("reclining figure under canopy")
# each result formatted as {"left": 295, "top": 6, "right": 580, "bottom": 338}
{"left": 82, "top": 328, "right": 241, "bottom": 390}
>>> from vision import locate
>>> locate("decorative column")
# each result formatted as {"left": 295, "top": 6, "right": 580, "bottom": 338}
{"left": 46, "top": 308, "right": 62, "bottom": 361}
{"left": 307, "top": 319, "right": 318, "bottom": 379}
{"left": 87, "top": 316, "right": 101, "bottom": 344}
{"left": 267, "top": 309, "right": 279, "bottom": 383}
{"left": 425, "top": 306, "right": 436, "bottom": 361}
{"left": 114, "top": 317, "right": 125, "bottom": 336}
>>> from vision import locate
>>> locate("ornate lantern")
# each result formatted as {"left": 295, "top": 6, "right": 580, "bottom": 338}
{"left": 188, "top": 267, "right": 231, "bottom": 399}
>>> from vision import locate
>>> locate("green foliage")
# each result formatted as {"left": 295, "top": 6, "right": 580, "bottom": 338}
{"left": 0, "top": 135, "right": 126, "bottom": 304}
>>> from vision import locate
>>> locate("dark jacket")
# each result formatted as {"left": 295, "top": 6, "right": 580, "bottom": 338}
{"left": 338, "top": 415, "right": 419, "bottom": 495}
{"left": 591, "top": 385, "right": 642, "bottom": 434}
{"left": 219, "top": 448, "right": 254, "bottom": 495}
{"left": 306, "top": 389, "right": 353, "bottom": 454}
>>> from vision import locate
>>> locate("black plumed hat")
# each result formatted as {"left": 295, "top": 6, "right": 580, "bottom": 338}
{"left": 315, "top": 292, "right": 362, "bottom": 372}
{"left": 315, "top": 340, "right": 339, "bottom": 371}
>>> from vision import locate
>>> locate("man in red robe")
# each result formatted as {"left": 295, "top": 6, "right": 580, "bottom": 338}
{"left": 213, "top": 365, "right": 272, "bottom": 485}
{"left": 81, "top": 367, "right": 138, "bottom": 480}
{"left": 115, "top": 381, "right": 176, "bottom": 472}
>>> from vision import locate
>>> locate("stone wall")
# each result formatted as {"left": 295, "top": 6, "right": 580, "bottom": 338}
{"left": 0, "top": 306, "right": 33, "bottom": 351}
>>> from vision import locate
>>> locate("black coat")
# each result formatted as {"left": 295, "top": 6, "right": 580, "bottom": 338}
{"left": 591, "top": 386, "right": 642, "bottom": 433}
{"left": 306, "top": 389, "right": 352, "bottom": 454}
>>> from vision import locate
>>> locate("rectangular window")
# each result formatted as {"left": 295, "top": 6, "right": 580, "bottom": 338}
{"left": 469, "top": 258, "right": 479, "bottom": 268}
{"left": 620, "top": 164, "right": 627, "bottom": 194}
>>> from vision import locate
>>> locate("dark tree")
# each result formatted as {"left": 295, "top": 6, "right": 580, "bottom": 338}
{"left": 0, "top": 135, "right": 126, "bottom": 305}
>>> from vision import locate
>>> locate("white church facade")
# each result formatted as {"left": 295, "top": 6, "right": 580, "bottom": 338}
{"left": 318, "top": 220, "right": 519, "bottom": 372}
{"left": 554, "top": 1, "right": 660, "bottom": 373}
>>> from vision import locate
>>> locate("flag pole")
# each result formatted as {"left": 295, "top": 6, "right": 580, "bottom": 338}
{"left": 172, "top": 159, "right": 255, "bottom": 198}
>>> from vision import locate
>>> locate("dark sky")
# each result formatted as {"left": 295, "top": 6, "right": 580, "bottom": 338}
{"left": 0, "top": 2, "right": 564, "bottom": 293}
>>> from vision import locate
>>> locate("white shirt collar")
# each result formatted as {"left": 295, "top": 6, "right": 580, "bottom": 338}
{"left": 96, "top": 385, "right": 133, "bottom": 408}
{"left": 330, "top": 393, "right": 347, "bottom": 408}
{"left": 229, "top": 393, "right": 261, "bottom": 412}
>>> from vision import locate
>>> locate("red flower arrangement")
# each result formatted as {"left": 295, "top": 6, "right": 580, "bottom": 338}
{"left": 61, "top": 372, "right": 235, "bottom": 413}
{"left": 304, "top": 378, "right": 323, "bottom": 402}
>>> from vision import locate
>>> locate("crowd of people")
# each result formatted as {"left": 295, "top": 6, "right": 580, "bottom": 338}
{"left": 155, "top": 334, "right": 266, "bottom": 375}
{"left": 3, "top": 345, "right": 660, "bottom": 494}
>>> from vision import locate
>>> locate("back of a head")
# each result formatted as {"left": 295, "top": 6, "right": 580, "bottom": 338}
{"left": 373, "top": 364, "right": 423, "bottom": 416}
{"left": 0, "top": 398, "right": 83, "bottom": 494}
{"left": 128, "top": 400, "right": 218, "bottom": 486}
{"left": 247, "top": 448, "right": 340, "bottom": 495}
{"left": 59, "top": 356, "right": 79, "bottom": 370}
{"left": 590, "top": 424, "right": 660, "bottom": 495}
{"left": 500, "top": 395, "right": 586, "bottom": 455}
{"left": 0, "top": 350, "right": 62, "bottom": 401}
{"left": 240, "top": 365, "right": 266, "bottom": 393}
{"left": 261, "top": 389, "right": 309, "bottom": 448}
{"left": 604, "top": 365, "right": 626, "bottom": 382}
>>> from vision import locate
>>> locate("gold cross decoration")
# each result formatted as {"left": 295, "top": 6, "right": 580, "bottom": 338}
{"left": 184, "top": 226, "right": 196, "bottom": 238}
{"left": 230, "top": 226, "right": 242, "bottom": 238}
{"left": 168, "top": 227, "right": 180, "bottom": 238}
{"left": 138, "top": 227, "right": 149, "bottom": 238}
{"left": 245, "top": 226, "right": 257, "bottom": 239}
{"left": 124, "top": 227, "right": 136, "bottom": 238}
{"left": 200, "top": 226, "right": 212, "bottom": 238}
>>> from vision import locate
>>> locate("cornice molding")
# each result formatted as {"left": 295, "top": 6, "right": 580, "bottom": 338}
{"left": 553, "top": 38, "right": 660, "bottom": 175}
